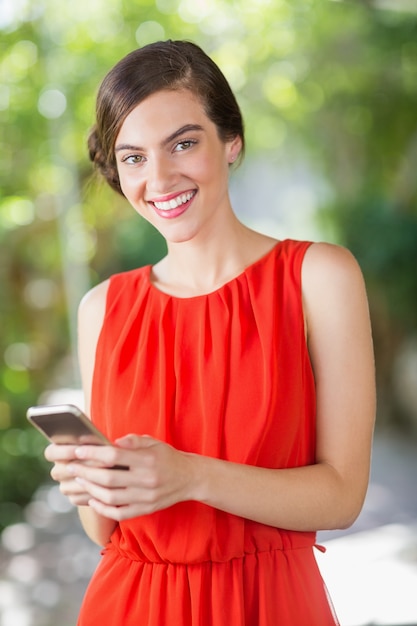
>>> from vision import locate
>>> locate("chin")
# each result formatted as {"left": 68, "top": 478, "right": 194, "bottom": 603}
{"left": 164, "top": 232, "right": 198, "bottom": 245}
{"left": 157, "top": 223, "right": 203, "bottom": 245}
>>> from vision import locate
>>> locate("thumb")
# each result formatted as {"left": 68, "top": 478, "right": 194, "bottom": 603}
{"left": 115, "top": 434, "right": 158, "bottom": 449}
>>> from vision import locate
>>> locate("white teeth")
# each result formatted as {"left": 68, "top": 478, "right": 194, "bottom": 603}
{"left": 153, "top": 191, "right": 195, "bottom": 211}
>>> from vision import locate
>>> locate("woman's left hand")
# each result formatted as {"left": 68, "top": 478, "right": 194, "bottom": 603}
{"left": 67, "top": 435, "right": 198, "bottom": 521}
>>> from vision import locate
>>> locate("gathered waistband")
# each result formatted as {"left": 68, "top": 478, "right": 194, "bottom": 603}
{"left": 103, "top": 532, "right": 319, "bottom": 566}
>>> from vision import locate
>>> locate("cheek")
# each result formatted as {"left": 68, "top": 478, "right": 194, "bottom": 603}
{"left": 188, "top": 155, "right": 222, "bottom": 184}
{"left": 118, "top": 171, "right": 145, "bottom": 200}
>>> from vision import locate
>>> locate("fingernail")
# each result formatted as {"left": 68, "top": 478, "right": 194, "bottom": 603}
{"left": 67, "top": 464, "right": 76, "bottom": 474}
{"left": 75, "top": 447, "right": 87, "bottom": 458}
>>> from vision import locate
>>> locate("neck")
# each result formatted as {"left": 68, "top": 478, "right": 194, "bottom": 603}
{"left": 152, "top": 219, "right": 278, "bottom": 297}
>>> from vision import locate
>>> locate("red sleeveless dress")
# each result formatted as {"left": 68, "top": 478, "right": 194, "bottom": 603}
{"left": 78, "top": 239, "right": 339, "bottom": 625}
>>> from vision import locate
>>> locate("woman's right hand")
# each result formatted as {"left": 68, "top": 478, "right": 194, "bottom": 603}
{"left": 45, "top": 443, "right": 119, "bottom": 546}
{"left": 44, "top": 443, "right": 92, "bottom": 506}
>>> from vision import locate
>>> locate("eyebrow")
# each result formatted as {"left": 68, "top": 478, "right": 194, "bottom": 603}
{"left": 115, "top": 124, "right": 204, "bottom": 153}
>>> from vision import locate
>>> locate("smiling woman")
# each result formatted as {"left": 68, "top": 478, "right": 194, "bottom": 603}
{"left": 111, "top": 88, "right": 241, "bottom": 248}
{"left": 87, "top": 41, "right": 244, "bottom": 196}
{"left": 44, "top": 40, "right": 375, "bottom": 626}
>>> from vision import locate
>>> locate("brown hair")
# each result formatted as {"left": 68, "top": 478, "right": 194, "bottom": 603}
{"left": 88, "top": 40, "right": 245, "bottom": 196}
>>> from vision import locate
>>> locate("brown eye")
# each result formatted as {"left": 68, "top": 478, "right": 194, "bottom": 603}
{"left": 122, "top": 154, "right": 145, "bottom": 164}
{"left": 174, "top": 140, "right": 197, "bottom": 152}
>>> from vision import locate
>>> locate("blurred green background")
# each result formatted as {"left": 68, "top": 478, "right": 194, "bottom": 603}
{"left": 1, "top": 0, "right": 417, "bottom": 532}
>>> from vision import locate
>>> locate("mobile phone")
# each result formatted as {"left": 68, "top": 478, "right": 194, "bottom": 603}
{"left": 26, "top": 403, "right": 111, "bottom": 445}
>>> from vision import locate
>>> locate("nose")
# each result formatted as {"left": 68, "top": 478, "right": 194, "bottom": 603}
{"left": 147, "top": 153, "right": 177, "bottom": 194}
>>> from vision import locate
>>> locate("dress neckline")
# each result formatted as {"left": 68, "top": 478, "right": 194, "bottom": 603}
{"left": 146, "top": 240, "right": 283, "bottom": 301}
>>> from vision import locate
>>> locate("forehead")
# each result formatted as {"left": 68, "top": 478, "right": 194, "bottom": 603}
{"left": 116, "top": 89, "right": 210, "bottom": 143}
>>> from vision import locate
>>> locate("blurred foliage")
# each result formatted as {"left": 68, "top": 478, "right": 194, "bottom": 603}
{"left": 1, "top": 0, "right": 416, "bottom": 528}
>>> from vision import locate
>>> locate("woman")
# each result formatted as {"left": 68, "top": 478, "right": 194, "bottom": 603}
{"left": 45, "top": 40, "right": 375, "bottom": 625}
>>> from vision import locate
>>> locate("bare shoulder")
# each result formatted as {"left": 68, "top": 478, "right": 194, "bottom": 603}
{"left": 302, "top": 242, "right": 367, "bottom": 304}
{"left": 77, "top": 279, "right": 110, "bottom": 359}
{"left": 77, "top": 279, "right": 110, "bottom": 412}
{"left": 301, "top": 242, "right": 371, "bottom": 346}
{"left": 303, "top": 241, "right": 363, "bottom": 282}
{"left": 78, "top": 279, "right": 110, "bottom": 327}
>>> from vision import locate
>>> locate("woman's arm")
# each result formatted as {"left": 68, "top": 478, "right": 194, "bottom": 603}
{"left": 197, "top": 243, "right": 375, "bottom": 530}
{"left": 66, "top": 243, "right": 376, "bottom": 532}
{"left": 76, "top": 280, "right": 118, "bottom": 545}
{"left": 196, "top": 243, "right": 375, "bottom": 530}
{"left": 45, "top": 279, "right": 118, "bottom": 546}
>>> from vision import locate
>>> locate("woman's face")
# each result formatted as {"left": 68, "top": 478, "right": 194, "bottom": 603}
{"left": 114, "top": 89, "right": 241, "bottom": 244}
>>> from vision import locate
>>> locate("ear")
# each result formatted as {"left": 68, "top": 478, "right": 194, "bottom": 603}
{"left": 227, "top": 135, "right": 243, "bottom": 164}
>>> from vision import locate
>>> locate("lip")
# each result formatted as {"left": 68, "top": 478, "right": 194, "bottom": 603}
{"left": 149, "top": 190, "right": 197, "bottom": 219}
{"left": 149, "top": 189, "right": 195, "bottom": 204}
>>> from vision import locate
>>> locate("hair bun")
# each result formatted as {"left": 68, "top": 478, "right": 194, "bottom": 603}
{"left": 88, "top": 125, "right": 106, "bottom": 168}
{"left": 87, "top": 125, "right": 123, "bottom": 195}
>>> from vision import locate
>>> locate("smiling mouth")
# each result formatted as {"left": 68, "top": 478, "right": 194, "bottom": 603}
{"left": 152, "top": 190, "right": 196, "bottom": 211}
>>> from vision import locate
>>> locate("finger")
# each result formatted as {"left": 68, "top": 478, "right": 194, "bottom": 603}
{"left": 68, "top": 463, "right": 132, "bottom": 488}
{"left": 74, "top": 478, "right": 132, "bottom": 507}
{"left": 55, "top": 476, "right": 92, "bottom": 506}
{"left": 63, "top": 485, "right": 91, "bottom": 507}
{"left": 74, "top": 444, "right": 121, "bottom": 466}
{"left": 115, "top": 434, "right": 159, "bottom": 449}
{"left": 76, "top": 474, "right": 161, "bottom": 510}
{"left": 44, "top": 444, "right": 78, "bottom": 463}
{"left": 51, "top": 462, "right": 69, "bottom": 482}
{"left": 87, "top": 498, "right": 149, "bottom": 521}
{"left": 60, "top": 479, "right": 89, "bottom": 497}
{"left": 51, "top": 461, "right": 85, "bottom": 483}
{"left": 70, "top": 494, "right": 91, "bottom": 506}
{"left": 74, "top": 443, "right": 148, "bottom": 471}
